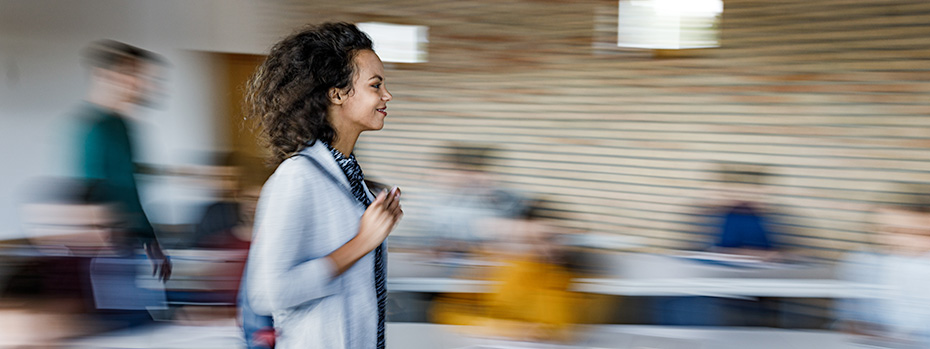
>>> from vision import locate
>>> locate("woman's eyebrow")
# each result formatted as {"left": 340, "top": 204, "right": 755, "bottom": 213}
{"left": 369, "top": 75, "right": 384, "bottom": 81}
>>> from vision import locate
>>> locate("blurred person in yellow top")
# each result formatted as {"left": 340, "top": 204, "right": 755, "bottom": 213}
{"left": 431, "top": 198, "right": 584, "bottom": 343}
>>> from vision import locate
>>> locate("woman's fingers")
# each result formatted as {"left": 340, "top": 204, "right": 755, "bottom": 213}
{"left": 363, "top": 188, "right": 402, "bottom": 241}
{"left": 385, "top": 194, "right": 399, "bottom": 212}
{"left": 391, "top": 203, "right": 403, "bottom": 221}
{"left": 384, "top": 188, "right": 402, "bottom": 216}
{"left": 374, "top": 200, "right": 395, "bottom": 223}
{"left": 365, "top": 191, "right": 390, "bottom": 216}
{"left": 372, "top": 189, "right": 388, "bottom": 206}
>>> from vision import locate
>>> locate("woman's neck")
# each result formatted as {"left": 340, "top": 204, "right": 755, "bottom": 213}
{"left": 330, "top": 132, "right": 359, "bottom": 156}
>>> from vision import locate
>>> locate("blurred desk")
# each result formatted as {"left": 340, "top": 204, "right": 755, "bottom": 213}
{"left": 66, "top": 322, "right": 245, "bottom": 349}
{"left": 387, "top": 277, "right": 885, "bottom": 299}
{"left": 163, "top": 248, "right": 247, "bottom": 292}
{"left": 386, "top": 252, "right": 885, "bottom": 299}
{"left": 573, "top": 278, "right": 886, "bottom": 299}
{"left": 386, "top": 323, "right": 862, "bottom": 349}
{"left": 595, "top": 252, "right": 834, "bottom": 280}
{"left": 563, "top": 233, "right": 645, "bottom": 251}
{"left": 389, "top": 277, "right": 492, "bottom": 293}
{"left": 387, "top": 252, "right": 493, "bottom": 293}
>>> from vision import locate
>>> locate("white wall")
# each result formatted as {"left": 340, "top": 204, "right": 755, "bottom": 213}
{"left": 0, "top": 0, "right": 282, "bottom": 238}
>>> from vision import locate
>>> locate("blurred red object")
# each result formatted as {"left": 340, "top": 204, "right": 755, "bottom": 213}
{"left": 253, "top": 327, "right": 275, "bottom": 348}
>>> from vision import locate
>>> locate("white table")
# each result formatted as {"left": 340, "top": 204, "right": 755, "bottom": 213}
{"left": 572, "top": 277, "right": 889, "bottom": 299}
{"left": 386, "top": 323, "right": 865, "bottom": 349}
{"left": 389, "top": 277, "right": 493, "bottom": 293}
{"left": 64, "top": 322, "right": 245, "bottom": 349}
{"left": 388, "top": 277, "right": 886, "bottom": 300}
{"left": 387, "top": 252, "right": 884, "bottom": 299}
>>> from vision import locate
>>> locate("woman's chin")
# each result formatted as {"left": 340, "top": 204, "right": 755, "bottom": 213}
{"left": 367, "top": 123, "right": 385, "bottom": 131}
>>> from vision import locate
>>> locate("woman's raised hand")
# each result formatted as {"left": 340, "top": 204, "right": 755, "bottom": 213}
{"left": 329, "top": 188, "right": 403, "bottom": 275}
{"left": 356, "top": 188, "right": 403, "bottom": 252}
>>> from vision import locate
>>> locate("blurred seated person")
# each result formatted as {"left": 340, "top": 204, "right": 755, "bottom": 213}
{"left": 21, "top": 179, "right": 121, "bottom": 258}
{"left": 707, "top": 165, "right": 780, "bottom": 260}
{"left": 653, "top": 165, "right": 783, "bottom": 326}
{"left": 171, "top": 154, "right": 262, "bottom": 306}
{"left": 192, "top": 154, "right": 252, "bottom": 250}
{"left": 715, "top": 202, "right": 773, "bottom": 252}
{"left": 431, "top": 199, "right": 581, "bottom": 342}
{"left": 168, "top": 154, "right": 278, "bottom": 347}
{"left": 835, "top": 185, "right": 930, "bottom": 347}
{"left": 424, "top": 144, "right": 525, "bottom": 260}
{"left": 182, "top": 154, "right": 275, "bottom": 348}
{"left": 12, "top": 178, "right": 161, "bottom": 337}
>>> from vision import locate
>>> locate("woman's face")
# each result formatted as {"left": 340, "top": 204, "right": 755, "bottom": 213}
{"left": 333, "top": 49, "right": 393, "bottom": 134}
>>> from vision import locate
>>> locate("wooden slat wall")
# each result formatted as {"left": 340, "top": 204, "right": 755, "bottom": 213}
{"left": 265, "top": 0, "right": 930, "bottom": 261}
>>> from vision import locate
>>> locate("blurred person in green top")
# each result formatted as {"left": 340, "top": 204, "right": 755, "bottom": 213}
{"left": 72, "top": 40, "right": 170, "bottom": 281}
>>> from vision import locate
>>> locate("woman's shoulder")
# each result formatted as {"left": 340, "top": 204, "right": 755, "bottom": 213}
{"left": 269, "top": 156, "right": 319, "bottom": 182}
{"left": 265, "top": 153, "right": 340, "bottom": 190}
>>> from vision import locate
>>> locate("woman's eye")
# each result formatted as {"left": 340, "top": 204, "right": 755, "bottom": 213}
{"left": 372, "top": 83, "right": 381, "bottom": 89}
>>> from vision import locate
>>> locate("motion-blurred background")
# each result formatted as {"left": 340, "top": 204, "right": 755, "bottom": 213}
{"left": 2, "top": 1, "right": 930, "bottom": 348}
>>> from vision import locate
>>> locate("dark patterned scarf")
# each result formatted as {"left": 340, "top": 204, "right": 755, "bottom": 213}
{"left": 325, "top": 143, "right": 386, "bottom": 349}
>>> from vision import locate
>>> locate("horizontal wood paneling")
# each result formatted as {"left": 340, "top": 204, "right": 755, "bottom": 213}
{"left": 259, "top": 0, "right": 930, "bottom": 263}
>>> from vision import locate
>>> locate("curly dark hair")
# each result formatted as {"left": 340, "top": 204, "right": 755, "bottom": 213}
{"left": 245, "top": 22, "right": 373, "bottom": 165}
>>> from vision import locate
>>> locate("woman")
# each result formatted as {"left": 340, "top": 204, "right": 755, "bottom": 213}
{"left": 243, "top": 22, "right": 403, "bottom": 349}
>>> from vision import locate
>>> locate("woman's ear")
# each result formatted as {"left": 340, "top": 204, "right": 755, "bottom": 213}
{"left": 329, "top": 87, "right": 346, "bottom": 105}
